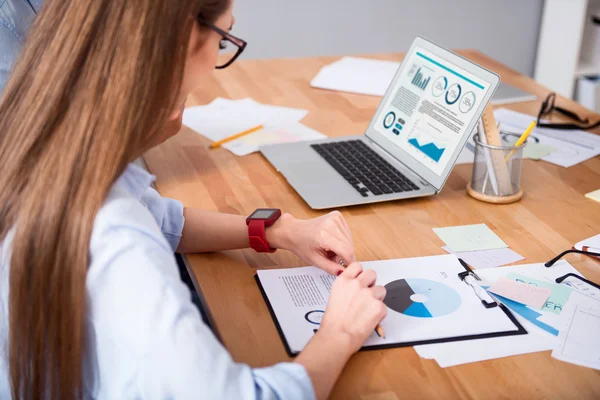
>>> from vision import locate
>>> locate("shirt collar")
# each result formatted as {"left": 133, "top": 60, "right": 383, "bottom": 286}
{"left": 113, "top": 163, "right": 156, "bottom": 200}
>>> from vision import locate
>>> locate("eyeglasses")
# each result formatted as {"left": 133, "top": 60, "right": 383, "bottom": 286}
{"left": 197, "top": 18, "right": 247, "bottom": 69}
{"left": 537, "top": 92, "right": 600, "bottom": 131}
{"left": 545, "top": 248, "right": 600, "bottom": 268}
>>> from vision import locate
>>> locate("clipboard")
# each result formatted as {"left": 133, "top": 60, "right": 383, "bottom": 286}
{"left": 255, "top": 256, "right": 527, "bottom": 357}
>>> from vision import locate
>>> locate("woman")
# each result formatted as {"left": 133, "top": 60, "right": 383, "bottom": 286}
{"left": 0, "top": 0, "right": 41, "bottom": 94}
{"left": 0, "top": 0, "right": 387, "bottom": 399}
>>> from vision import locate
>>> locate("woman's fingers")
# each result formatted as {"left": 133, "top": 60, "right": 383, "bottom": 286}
{"left": 358, "top": 269, "right": 377, "bottom": 288}
{"left": 341, "top": 262, "right": 363, "bottom": 279}
{"left": 371, "top": 285, "right": 387, "bottom": 301}
{"left": 321, "top": 234, "right": 355, "bottom": 267}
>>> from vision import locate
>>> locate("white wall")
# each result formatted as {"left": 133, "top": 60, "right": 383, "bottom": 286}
{"left": 233, "top": 0, "right": 544, "bottom": 76}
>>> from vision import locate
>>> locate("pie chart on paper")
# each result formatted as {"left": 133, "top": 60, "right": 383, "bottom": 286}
{"left": 383, "top": 278, "right": 461, "bottom": 318}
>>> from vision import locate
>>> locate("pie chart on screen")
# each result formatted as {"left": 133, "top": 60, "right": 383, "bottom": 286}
{"left": 383, "top": 278, "right": 461, "bottom": 318}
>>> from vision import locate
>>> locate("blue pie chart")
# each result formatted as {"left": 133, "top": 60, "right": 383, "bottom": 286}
{"left": 383, "top": 278, "right": 461, "bottom": 318}
{"left": 383, "top": 111, "right": 396, "bottom": 129}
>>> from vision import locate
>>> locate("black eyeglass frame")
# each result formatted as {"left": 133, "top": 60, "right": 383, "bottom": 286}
{"left": 544, "top": 249, "right": 600, "bottom": 268}
{"left": 537, "top": 92, "right": 600, "bottom": 131}
{"left": 197, "top": 17, "right": 247, "bottom": 69}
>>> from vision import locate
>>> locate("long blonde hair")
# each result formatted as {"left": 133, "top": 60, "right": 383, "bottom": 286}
{"left": 0, "top": 0, "right": 228, "bottom": 398}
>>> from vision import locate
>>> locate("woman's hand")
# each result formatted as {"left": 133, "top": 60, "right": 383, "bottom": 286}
{"left": 319, "top": 262, "right": 387, "bottom": 353}
{"left": 267, "top": 211, "right": 355, "bottom": 275}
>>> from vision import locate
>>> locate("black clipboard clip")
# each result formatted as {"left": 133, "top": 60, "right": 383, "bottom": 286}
{"left": 458, "top": 258, "right": 498, "bottom": 309}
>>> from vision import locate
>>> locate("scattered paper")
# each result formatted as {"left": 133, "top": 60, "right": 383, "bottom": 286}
{"left": 182, "top": 98, "right": 321, "bottom": 156}
{"left": 552, "top": 305, "right": 600, "bottom": 370}
{"left": 559, "top": 276, "right": 600, "bottom": 302}
{"left": 414, "top": 261, "right": 584, "bottom": 367}
{"left": 507, "top": 273, "right": 573, "bottom": 314}
{"left": 414, "top": 314, "right": 558, "bottom": 368}
{"left": 442, "top": 246, "right": 524, "bottom": 270}
{"left": 433, "top": 224, "right": 508, "bottom": 253}
{"left": 455, "top": 141, "right": 556, "bottom": 165}
{"left": 585, "top": 189, "right": 600, "bottom": 203}
{"left": 311, "top": 61, "right": 534, "bottom": 107}
{"left": 574, "top": 233, "right": 600, "bottom": 253}
{"left": 223, "top": 123, "right": 326, "bottom": 156}
{"left": 523, "top": 143, "right": 557, "bottom": 160}
{"left": 310, "top": 57, "right": 400, "bottom": 97}
{"left": 495, "top": 108, "right": 600, "bottom": 168}
{"left": 488, "top": 277, "right": 552, "bottom": 309}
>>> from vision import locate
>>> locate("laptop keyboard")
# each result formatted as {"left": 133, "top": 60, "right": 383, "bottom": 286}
{"left": 311, "top": 140, "right": 420, "bottom": 197}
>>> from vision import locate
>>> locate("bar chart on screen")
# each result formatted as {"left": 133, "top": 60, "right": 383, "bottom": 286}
{"left": 408, "top": 63, "right": 433, "bottom": 91}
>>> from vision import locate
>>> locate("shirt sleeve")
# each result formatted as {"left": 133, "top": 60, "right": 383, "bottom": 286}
{"left": 88, "top": 217, "right": 315, "bottom": 400}
{"left": 140, "top": 186, "right": 185, "bottom": 252}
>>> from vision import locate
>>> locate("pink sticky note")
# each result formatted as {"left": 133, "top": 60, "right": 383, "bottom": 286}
{"left": 488, "top": 277, "right": 552, "bottom": 309}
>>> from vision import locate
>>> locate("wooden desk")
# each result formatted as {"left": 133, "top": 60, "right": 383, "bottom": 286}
{"left": 144, "top": 50, "right": 600, "bottom": 399}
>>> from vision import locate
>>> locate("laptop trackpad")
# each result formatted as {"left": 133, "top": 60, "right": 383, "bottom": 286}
{"left": 286, "top": 162, "right": 339, "bottom": 184}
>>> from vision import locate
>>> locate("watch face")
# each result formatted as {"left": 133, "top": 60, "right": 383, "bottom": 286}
{"left": 250, "top": 209, "right": 277, "bottom": 219}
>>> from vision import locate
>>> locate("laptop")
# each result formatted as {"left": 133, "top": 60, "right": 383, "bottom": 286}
{"left": 260, "top": 37, "right": 500, "bottom": 209}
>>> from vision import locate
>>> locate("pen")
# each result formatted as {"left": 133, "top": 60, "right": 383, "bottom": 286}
{"left": 210, "top": 124, "right": 264, "bottom": 149}
{"left": 339, "top": 260, "right": 386, "bottom": 339}
{"left": 504, "top": 120, "right": 535, "bottom": 162}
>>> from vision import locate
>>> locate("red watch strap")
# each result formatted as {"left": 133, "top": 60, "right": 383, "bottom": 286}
{"left": 248, "top": 219, "right": 276, "bottom": 253}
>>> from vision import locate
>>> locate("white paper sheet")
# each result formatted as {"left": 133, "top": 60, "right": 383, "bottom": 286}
{"left": 552, "top": 302, "right": 600, "bottom": 370}
{"left": 311, "top": 59, "right": 536, "bottom": 108}
{"left": 257, "top": 254, "right": 521, "bottom": 354}
{"left": 310, "top": 57, "right": 400, "bottom": 97}
{"left": 414, "top": 261, "right": 583, "bottom": 368}
{"left": 494, "top": 108, "right": 600, "bottom": 168}
{"left": 575, "top": 234, "right": 600, "bottom": 252}
{"left": 223, "top": 123, "right": 326, "bottom": 156}
{"left": 414, "top": 315, "right": 558, "bottom": 367}
{"left": 182, "top": 98, "right": 314, "bottom": 155}
{"left": 442, "top": 246, "right": 524, "bottom": 269}
{"left": 457, "top": 137, "right": 557, "bottom": 164}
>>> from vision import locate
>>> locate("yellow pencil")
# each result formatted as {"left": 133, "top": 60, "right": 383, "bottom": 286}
{"left": 210, "top": 124, "right": 264, "bottom": 149}
{"left": 505, "top": 120, "right": 535, "bottom": 163}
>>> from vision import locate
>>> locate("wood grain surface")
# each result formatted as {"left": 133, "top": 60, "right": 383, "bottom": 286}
{"left": 144, "top": 50, "right": 600, "bottom": 399}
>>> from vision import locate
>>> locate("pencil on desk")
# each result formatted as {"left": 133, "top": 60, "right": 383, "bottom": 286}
{"left": 210, "top": 124, "right": 264, "bottom": 149}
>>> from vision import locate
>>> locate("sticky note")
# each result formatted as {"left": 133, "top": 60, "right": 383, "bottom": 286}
{"left": 585, "top": 189, "right": 600, "bottom": 203}
{"left": 488, "top": 277, "right": 552, "bottom": 309}
{"left": 433, "top": 224, "right": 508, "bottom": 252}
{"left": 523, "top": 143, "right": 556, "bottom": 160}
{"left": 442, "top": 246, "right": 524, "bottom": 269}
{"left": 507, "top": 273, "right": 573, "bottom": 314}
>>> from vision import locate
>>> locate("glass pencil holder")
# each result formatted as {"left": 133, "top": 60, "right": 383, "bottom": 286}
{"left": 466, "top": 132, "right": 527, "bottom": 204}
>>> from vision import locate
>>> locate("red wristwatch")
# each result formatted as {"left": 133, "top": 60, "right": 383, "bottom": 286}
{"left": 246, "top": 208, "right": 282, "bottom": 253}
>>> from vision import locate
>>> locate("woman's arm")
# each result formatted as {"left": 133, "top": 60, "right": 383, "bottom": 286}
{"left": 176, "top": 208, "right": 293, "bottom": 253}
{"left": 294, "top": 331, "right": 353, "bottom": 400}
{"left": 176, "top": 208, "right": 356, "bottom": 275}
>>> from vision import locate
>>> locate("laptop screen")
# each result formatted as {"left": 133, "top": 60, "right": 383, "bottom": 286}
{"left": 373, "top": 46, "right": 492, "bottom": 177}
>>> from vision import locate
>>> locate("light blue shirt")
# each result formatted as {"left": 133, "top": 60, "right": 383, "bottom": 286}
{"left": 0, "top": 163, "right": 315, "bottom": 399}
{"left": 0, "top": 0, "right": 41, "bottom": 94}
